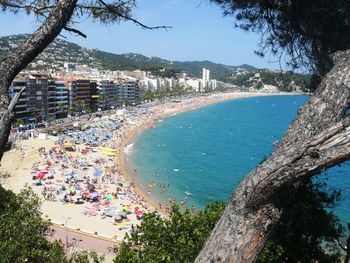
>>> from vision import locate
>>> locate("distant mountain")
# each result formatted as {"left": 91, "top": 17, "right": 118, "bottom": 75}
{"left": 0, "top": 34, "right": 258, "bottom": 81}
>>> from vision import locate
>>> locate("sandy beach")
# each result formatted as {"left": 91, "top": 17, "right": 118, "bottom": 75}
{"left": 1, "top": 91, "right": 297, "bottom": 241}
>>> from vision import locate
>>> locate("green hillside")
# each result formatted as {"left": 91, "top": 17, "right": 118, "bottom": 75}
{"left": 0, "top": 34, "right": 311, "bottom": 89}
{"left": 0, "top": 34, "right": 258, "bottom": 80}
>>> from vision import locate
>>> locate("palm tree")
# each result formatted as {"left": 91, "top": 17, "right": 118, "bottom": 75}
{"left": 57, "top": 103, "right": 68, "bottom": 118}
{"left": 98, "top": 94, "right": 107, "bottom": 110}
{"left": 46, "top": 113, "right": 53, "bottom": 124}
{"left": 76, "top": 100, "right": 85, "bottom": 115}
{"left": 15, "top": 119, "right": 24, "bottom": 127}
{"left": 33, "top": 110, "right": 42, "bottom": 124}
{"left": 70, "top": 106, "right": 77, "bottom": 116}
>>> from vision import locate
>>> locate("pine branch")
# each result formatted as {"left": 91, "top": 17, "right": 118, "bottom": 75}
{"left": 63, "top": 26, "right": 87, "bottom": 38}
{"left": 97, "top": 0, "right": 172, "bottom": 30}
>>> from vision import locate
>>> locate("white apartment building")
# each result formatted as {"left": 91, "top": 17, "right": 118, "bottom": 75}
{"left": 202, "top": 68, "right": 210, "bottom": 82}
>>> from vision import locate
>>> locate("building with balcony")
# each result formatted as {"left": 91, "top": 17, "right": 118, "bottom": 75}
{"left": 97, "top": 79, "right": 115, "bottom": 110}
{"left": 48, "top": 79, "right": 68, "bottom": 118}
{"left": 10, "top": 71, "right": 50, "bottom": 122}
{"left": 66, "top": 78, "right": 91, "bottom": 113}
{"left": 115, "top": 81, "right": 140, "bottom": 106}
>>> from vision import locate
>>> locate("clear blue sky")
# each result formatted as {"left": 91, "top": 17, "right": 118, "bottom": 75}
{"left": 0, "top": 0, "right": 284, "bottom": 69}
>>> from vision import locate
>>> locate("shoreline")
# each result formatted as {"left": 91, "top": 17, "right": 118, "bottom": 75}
{"left": 117, "top": 91, "right": 302, "bottom": 214}
{"left": 116, "top": 116, "right": 169, "bottom": 214}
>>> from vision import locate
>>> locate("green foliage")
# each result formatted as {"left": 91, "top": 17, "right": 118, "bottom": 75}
{"left": 142, "top": 85, "right": 190, "bottom": 101}
{"left": 228, "top": 71, "right": 311, "bottom": 91}
{"left": 114, "top": 201, "right": 225, "bottom": 263}
{"left": 146, "top": 67, "right": 180, "bottom": 78}
{"left": 69, "top": 250, "right": 105, "bottom": 263}
{"left": 0, "top": 185, "right": 66, "bottom": 263}
{"left": 0, "top": 185, "right": 107, "bottom": 263}
{"left": 228, "top": 72, "right": 254, "bottom": 87}
{"left": 15, "top": 118, "right": 24, "bottom": 126}
{"left": 258, "top": 178, "right": 343, "bottom": 263}
{"left": 46, "top": 113, "right": 54, "bottom": 122}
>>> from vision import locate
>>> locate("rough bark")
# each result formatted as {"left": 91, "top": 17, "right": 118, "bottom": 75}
{"left": 345, "top": 240, "right": 350, "bottom": 263}
{"left": 0, "top": 0, "right": 77, "bottom": 161}
{"left": 195, "top": 50, "right": 350, "bottom": 262}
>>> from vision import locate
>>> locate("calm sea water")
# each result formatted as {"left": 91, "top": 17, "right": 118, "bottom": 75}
{"left": 128, "top": 95, "right": 350, "bottom": 224}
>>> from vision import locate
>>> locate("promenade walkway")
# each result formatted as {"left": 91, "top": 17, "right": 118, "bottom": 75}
{"left": 48, "top": 224, "right": 120, "bottom": 258}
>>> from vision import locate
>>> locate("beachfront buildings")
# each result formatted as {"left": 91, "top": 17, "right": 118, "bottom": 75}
{"left": 48, "top": 79, "right": 69, "bottom": 119}
{"left": 10, "top": 71, "right": 142, "bottom": 123}
{"left": 10, "top": 72, "right": 50, "bottom": 122}
{"left": 97, "top": 79, "right": 115, "bottom": 109}
{"left": 57, "top": 63, "right": 223, "bottom": 94}
{"left": 67, "top": 78, "right": 98, "bottom": 113}
{"left": 10, "top": 75, "right": 30, "bottom": 121}
{"left": 97, "top": 79, "right": 141, "bottom": 108}
{"left": 116, "top": 81, "right": 141, "bottom": 106}
{"left": 9, "top": 65, "right": 228, "bottom": 123}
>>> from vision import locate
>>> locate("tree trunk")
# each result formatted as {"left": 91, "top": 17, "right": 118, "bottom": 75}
{"left": 195, "top": 50, "right": 350, "bottom": 262}
{"left": 344, "top": 223, "right": 350, "bottom": 263}
{"left": 345, "top": 240, "right": 350, "bottom": 263}
{"left": 0, "top": 0, "right": 77, "bottom": 161}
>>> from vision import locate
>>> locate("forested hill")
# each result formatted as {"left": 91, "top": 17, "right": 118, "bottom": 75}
{"left": 0, "top": 34, "right": 257, "bottom": 81}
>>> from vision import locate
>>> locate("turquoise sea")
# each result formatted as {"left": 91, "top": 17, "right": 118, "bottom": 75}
{"left": 128, "top": 95, "right": 350, "bottom": 224}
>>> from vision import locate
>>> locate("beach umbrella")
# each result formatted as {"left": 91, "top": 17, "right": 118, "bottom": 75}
{"left": 90, "top": 192, "right": 99, "bottom": 198}
{"left": 105, "top": 194, "right": 113, "bottom": 201}
{"left": 37, "top": 172, "right": 46, "bottom": 179}
{"left": 35, "top": 179, "right": 41, "bottom": 185}
{"left": 73, "top": 173, "right": 82, "bottom": 179}
{"left": 102, "top": 200, "right": 111, "bottom": 206}
{"left": 81, "top": 191, "right": 89, "bottom": 196}
{"left": 94, "top": 169, "right": 103, "bottom": 176}
{"left": 136, "top": 211, "right": 144, "bottom": 220}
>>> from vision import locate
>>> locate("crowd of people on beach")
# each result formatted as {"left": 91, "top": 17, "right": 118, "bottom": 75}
{"left": 29, "top": 110, "right": 157, "bottom": 235}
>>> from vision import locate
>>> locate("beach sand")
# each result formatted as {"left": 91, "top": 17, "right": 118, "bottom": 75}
{"left": 1, "top": 91, "right": 297, "bottom": 241}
